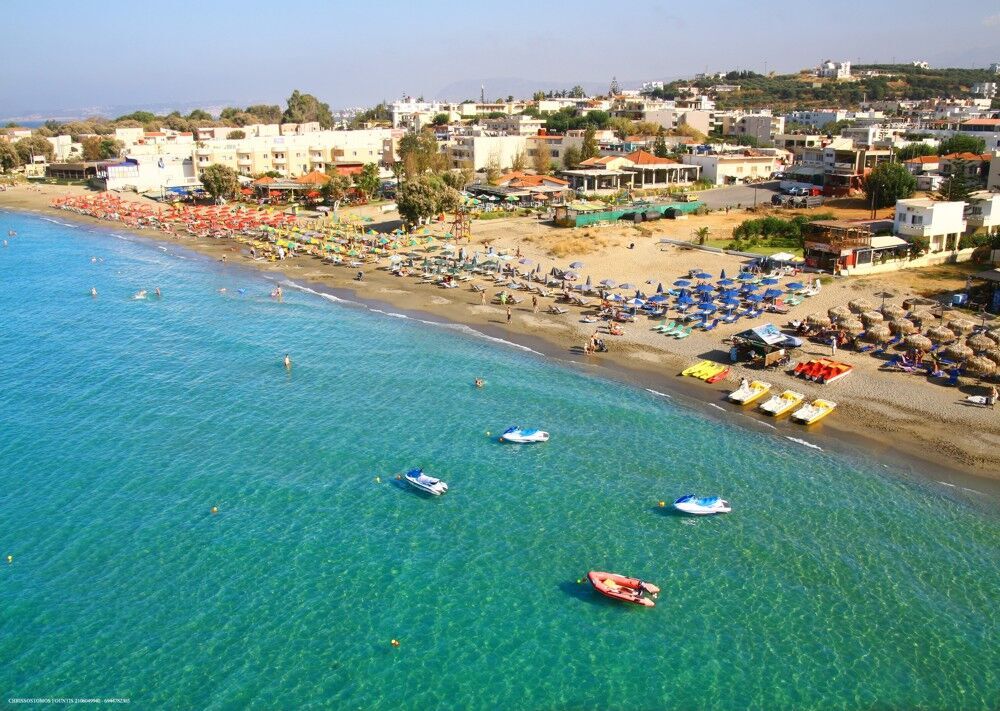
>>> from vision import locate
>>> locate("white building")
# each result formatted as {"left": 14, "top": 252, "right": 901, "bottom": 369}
{"left": 681, "top": 153, "right": 780, "bottom": 185}
{"left": 786, "top": 110, "right": 848, "bottom": 129}
{"left": 972, "top": 82, "right": 998, "bottom": 99}
{"left": 990, "top": 63, "right": 1000, "bottom": 74}
{"left": 445, "top": 135, "right": 528, "bottom": 172}
{"left": 641, "top": 81, "right": 664, "bottom": 92}
{"left": 989, "top": 152, "right": 1000, "bottom": 190}
{"left": 893, "top": 199, "right": 967, "bottom": 253}
{"left": 818, "top": 60, "right": 851, "bottom": 80}
{"left": 720, "top": 112, "right": 785, "bottom": 144}
{"left": 967, "top": 190, "right": 1000, "bottom": 236}
{"left": 102, "top": 155, "right": 198, "bottom": 194}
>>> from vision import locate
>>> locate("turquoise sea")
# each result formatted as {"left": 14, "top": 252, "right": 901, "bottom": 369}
{"left": 1, "top": 211, "right": 998, "bottom": 710}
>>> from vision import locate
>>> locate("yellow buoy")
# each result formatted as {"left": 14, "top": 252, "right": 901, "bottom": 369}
{"left": 391, "top": 639, "right": 400, "bottom": 648}
{"left": 211, "top": 506, "right": 218, "bottom": 515}
{"left": 375, "top": 476, "right": 381, "bottom": 484}
{"left": 6, "top": 555, "right": 12, "bottom": 564}
{"left": 658, "top": 501, "right": 666, "bottom": 507}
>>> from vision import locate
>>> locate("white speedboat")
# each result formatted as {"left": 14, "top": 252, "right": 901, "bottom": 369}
{"left": 673, "top": 494, "right": 731, "bottom": 515}
{"left": 499, "top": 426, "right": 550, "bottom": 444}
{"left": 403, "top": 468, "right": 448, "bottom": 496}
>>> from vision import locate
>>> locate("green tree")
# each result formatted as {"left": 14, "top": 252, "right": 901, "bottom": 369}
{"left": 510, "top": 150, "right": 527, "bottom": 172}
{"left": 693, "top": 226, "right": 711, "bottom": 245}
{"left": 895, "top": 143, "right": 936, "bottom": 160}
{"left": 441, "top": 168, "right": 471, "bottom": 190}
{"left": 244, "top": 104, "right": 282, "bottom": 124}
{"left": 115, "top": 111, "right": 156, "bottom": 124}
{"left": 431, "top": 113, "right": 449, "bottom": 126}
{"left": 227, "top": 130, "right": 246, "bottom": 140}
{"left": 939, "top": 160, "right": 972, "bottom": 202}
{"left": 81, "top": 136, "right": 123, "bottom": 160}
{"left": 187, "top": 109, "right": 212, "bottom": 120}
{"left": 532, "top": 144, "right": 551, "bottom": 175}
{"left": 562, "top": 145, "right": 581, "bottom": 169}
{"left": 485, "top": 151, "right": 502, "bottom": 185}
{"left": 14, "top": 136, "right": 55, "bottom": 164}
{"left": 199, "top": 164, "right": 240, "bottom": 201}
{"left": 581, "top": 127, "right": 599, "bottom": 160}
{"left": 398, "top": 131, "right": 444, "bottom": 177}
{"left": 862, "top": 162, "right": 916, "bottom": 209}
{"left": 355, "top": 163, "right": 381, "bottom": 199}
{"left": 938, "top": 134, "right": 986, "bottom": 155}
{"left": 320, "top": 173, "right": 352, "bottom": 209}
{"left": 0, "top": 141, "right": 22, "bottom": 172}
{"left": 282, "top": 90, "right": 334, "bottom": 128}
{"left": 396, "top": 175, "right": 460, "bottom": 225}
{"left": 653, "top": 135, "right": 669, "bottom": 158}
{"left": 569, "top": 85, "right": 586, "bottom": 98}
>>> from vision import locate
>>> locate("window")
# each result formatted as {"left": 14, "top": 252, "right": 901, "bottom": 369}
{"left": 911, "top": 215, "right": 923, "bottom": 225}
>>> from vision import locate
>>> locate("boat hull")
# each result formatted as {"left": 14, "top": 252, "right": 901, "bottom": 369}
{"left": 587, "top": 571, "right": 659, "bottom": 607}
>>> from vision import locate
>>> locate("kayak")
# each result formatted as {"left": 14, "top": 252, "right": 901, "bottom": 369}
{"left": 587, "top": 571, "right": 660, "bottom": 607}
{"left": 682, "top": 360, "right": 727, "bottom": 381}
{"left": 705, "top": 366, "right": 731, "bottom": 384}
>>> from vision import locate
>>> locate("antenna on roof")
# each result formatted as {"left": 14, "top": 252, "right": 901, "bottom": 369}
{"left": 481, "top": 84, "right": 485, "bottom": 103}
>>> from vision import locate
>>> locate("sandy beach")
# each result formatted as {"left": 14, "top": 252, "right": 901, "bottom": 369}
{"left": 4, "top": 182, "right": 1000, "bottom": 486}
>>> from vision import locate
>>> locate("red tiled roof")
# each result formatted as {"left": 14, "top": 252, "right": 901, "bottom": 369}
{"left": 578, "top": 156, "right": 617, "bottom": 167}
{"left": 144, "top": 132, "right": 165, "bottom": 137}
{"left": 254, "top": 176, "right": 277, "bottom": 184}
{"left": 497, "top": 171, "right": 569, "bottom": 187}
{"left": 940, "top": 152, "right": 990, "bottom": 161}
{"left": 294, "top": 170, "right": 331, "bottom": 185}
{"left": 624, "top": 149, "right": 677, "bottom": 165}
{"left": 962, "top": 119, "right": 1000, "bottom": 126}
{"left": 904, "top": 155, "right": 940, "bottom": 164}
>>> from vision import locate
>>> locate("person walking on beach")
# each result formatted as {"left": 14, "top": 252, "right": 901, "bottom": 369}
{"left": 480, "top": 290, "right": 486, "bottom": 305}
{"left": 532, "top": 295, "right": 538, "bottom": 313}
{"left": 506, "top": 306, "right": 512, "bottom": 325}
{"left": 830, "top": 333, "right": 837, "bottom": 356}
{"left": 989, "top": 385, "right": 998, "bottom": 409}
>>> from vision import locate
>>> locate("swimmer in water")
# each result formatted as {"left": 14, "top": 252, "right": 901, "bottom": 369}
{"left": 134, "top": 289, "right": 147, "bottom": 299}
{"left": 274, "top": 285, "right": 283, "bottom": 301}
{"left": 155, "top": 287, "right": 161, "bottom": 298}
{"left": 474, "top": 378, "right": 484, "bottom": 388}
{"left": 2, "top": 240, "right": 7, "bottom": 248}
{"left": 218, "top": 287, "right": 228, "bottom": 294}
{"left": 284, "top": 354, "right": 292, "bottom": 370}
{"left": 8, "top": 230, "right": 15, "bottom": 237}
{"left": 91, "top": 257, "right": 97, "bottom": 263}
{"left": 90, "top": 287, "right": 98, "bottom": 298}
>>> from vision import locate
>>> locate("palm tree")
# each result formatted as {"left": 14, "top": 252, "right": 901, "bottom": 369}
{"left": 693, "top": 226, "right": 711, "bottom": 245}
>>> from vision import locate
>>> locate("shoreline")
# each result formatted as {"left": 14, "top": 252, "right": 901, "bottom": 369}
{"left": 4, "top": 189, "right": 1000, "bottom": 497}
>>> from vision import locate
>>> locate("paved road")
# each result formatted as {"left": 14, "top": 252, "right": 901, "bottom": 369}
{"left": 693, "top": 181, "right": 781, "bottom": 210}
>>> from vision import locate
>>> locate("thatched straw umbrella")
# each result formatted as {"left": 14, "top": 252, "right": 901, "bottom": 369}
{"left": 842, "top": 318, "right": 865, "bottom": 335}
{"left": 865, "top": 324, "right": 892, "bottom": 342}
{"left": 986, "top": 328, "right": 1000, "bottom": 344}
{"left": 967, "top": 333, "right": 995, "bottom": 353}
{"left": 904, "top": 334, "right": 932, "bottom": 351}
{"left": 889, "top": 318, "right": 917, "bottom": 335}
{"left": 860, "top": 310, "right": 884, "bottom": 326}
{"left": 848, "top": 298, "right": 873, "bottom": 314}
{"left": 947, "top": 319, "right": 976, "bottom": 335}
{"left": 881, "top": 304, "right": 906, "bottom": 320}
{"left": 926, "top": 325, "right": 957, "bottom": 344}
{"left": 828, "top": 305, "right": 851, "bottom": 322}
{"left": 963, "top": 355, "right": 996, "bottom": 377}
{"left": 982, "top": 348, "right": 1000, "bottom": 366}
{"left": 806, "top": 312, "right": 832, "bottom": 327}
{"left": 909, "top": 311, "right": 933, "bottom": 327}
{"left": 942, "top": 343, "right": 973, "bottom": 361}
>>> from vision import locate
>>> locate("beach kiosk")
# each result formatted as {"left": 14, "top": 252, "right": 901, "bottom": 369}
{"left": 731, "top": 323, "right": 797, "bottom": 368}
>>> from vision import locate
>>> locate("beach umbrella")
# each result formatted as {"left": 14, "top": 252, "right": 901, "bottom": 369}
{"left": 698, "top": 303, "right": 717, "bottom": 313}
{"left": 677, "top": 295, "right": 695, "bottom": 306}
{"left": 942, "top": 343, "right": 974, "bottom": 361}
{"left": 763, "top": 288, "right": 784, "bottom": 300}
{"left": 981, "top": 348, "right": 1000, "bottom": 366}
{"left": 717, "top": 278, "right": 735, "bottom": 287}
{"left": 694, "top": 283, "right": 715, "bottom": 293}
{"left": 842, "top": 318, "right": 865, "bottom": 335}
{"left": 828, "top": 305, "right": 851, "bottom": 322}
{"left": 673, "top": 279, "right": 692, "bottom": 288}
{"left": 785, "top": 281, "right": 805, "bottom": 292}
{"left": 720, "top": 269, "right": 727, "bottom": 280}
{"left": 648, "top": 294, "right": 669, "bottom": 304}
{"left": 584, "top": 275, "right": 592, "bottom": 288}
{"left": 693, "top": 271, "right": 712, "bottom": 280}
{"left": 738, "top": 273, "right": 756, "bottom": 282}
{"left": 860, "top": 310, "right": 884, "bottom": 326}
{"left": 967, "top": 333, "right": 995, "bottom": 352}
{"left": 947, "top": 319, "right": 976, "bottom": 335}
{"left": 627, "top": 297, "right": 646, "bottom": 308}
{"left": 889, "top": 318, "right": 917, "bottom": 335}
{"left": 904, "top": 334, "right": 932, "bottom": 351}
{"left": 760, "top": 277, "right": 780, "bottom": 286}
{"left": 964, "top": 355, "right": 996, "bottom": 377}
{"left": 926, "top": 326, "right": 957, "bottom": 344}
{"left": 569, "top": 261, "right": 585, "bottom": 269}
{"left": 746, "top": 293, "right": 764, "bottom": 303}
{"left": 600, "top": 278, "right": 617, "bottom": 288}
{"left": 881, "top": 304, "right": 906, "bottom": 320}
{"left": 656, "top": 282, "right": 664, "bottom": 293}
{"left": 573, "top": 284, "right": 588, "bottom": 292}
{"left": 519, "top": 257, "right": 533, "bottom": 265}
{"left": 848, "top": 298, "right": 873, "bottom": 314}
{"left": 865, "top": 324, "right": 892, "bottom": 342}
{"left": 610, "top": 293, "right": 626, "bottom": 303}
{"left": 619, "top": 283, "right": 635, "bottom": 290}
{"left": 806, "top": 312, "right": 832, "bottom": 327}
{"left": 563, "top": 272, "right": 578, "bottom": 281}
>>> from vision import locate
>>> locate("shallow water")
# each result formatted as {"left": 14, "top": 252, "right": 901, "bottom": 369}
{"left": 1, "top": 212, "right": 998, "bottom": 710}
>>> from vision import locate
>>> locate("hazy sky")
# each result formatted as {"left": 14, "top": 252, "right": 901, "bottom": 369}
{"left": 2, "top": 0, "right": 999, "bottom": 116}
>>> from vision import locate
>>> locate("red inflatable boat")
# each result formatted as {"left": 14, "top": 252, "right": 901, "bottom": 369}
{"left": 588, "top": 571, "right": 660, "bottom": 607}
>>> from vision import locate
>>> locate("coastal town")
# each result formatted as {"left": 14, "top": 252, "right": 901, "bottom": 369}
{"left": 3, "top": 60, "right": 1000, "bottom": 477}
{"left": 3, "top": 3, "right": 1000, "bottom": 708}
